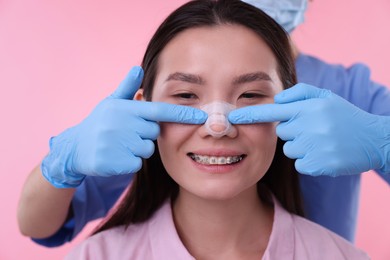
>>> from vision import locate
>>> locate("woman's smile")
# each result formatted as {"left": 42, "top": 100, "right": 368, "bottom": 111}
{"left": 188, "top": 153, "right": 245, "bottom": 165}
{"left": 187, "top": 148, "right": 247, "bottom": 174}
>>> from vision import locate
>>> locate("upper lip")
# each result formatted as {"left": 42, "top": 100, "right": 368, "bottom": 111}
{"left": 188, "top": 149, "right": 245, "bottom": 157}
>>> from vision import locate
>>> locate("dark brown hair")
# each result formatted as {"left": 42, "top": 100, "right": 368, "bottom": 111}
{"left": 94, "top": 0, "right": 302, "bottom": 234}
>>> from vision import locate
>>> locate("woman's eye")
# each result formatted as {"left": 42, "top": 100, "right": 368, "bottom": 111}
{"left": 174, "top": 93, "right": 197, "bottom": 99}
{"left": 239, "top": 92, "right": 265, "bottom": 99}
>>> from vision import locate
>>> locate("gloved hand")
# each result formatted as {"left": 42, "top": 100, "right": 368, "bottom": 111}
{"left": 42, "top": 66, "right": 207, "bottom": 188}
{"left": 228, "top": 83, "right": 390, "bottom": 177}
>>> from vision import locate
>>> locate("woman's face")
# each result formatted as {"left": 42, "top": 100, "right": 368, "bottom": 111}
{"left": 141, "top": 24, "right": 284, "bottom": 200}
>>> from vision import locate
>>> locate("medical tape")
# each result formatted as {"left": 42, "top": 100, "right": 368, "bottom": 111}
{"left": 200, "top": 101, "right": 235, "bottom": 138}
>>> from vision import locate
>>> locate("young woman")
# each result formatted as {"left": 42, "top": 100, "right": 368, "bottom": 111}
{"left": 67, "top": 0, "right": 368, "bottom": 259}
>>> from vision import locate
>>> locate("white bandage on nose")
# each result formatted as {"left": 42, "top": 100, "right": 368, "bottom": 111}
{"left": 201, "top": 101, "right": 235, "bottom": 138}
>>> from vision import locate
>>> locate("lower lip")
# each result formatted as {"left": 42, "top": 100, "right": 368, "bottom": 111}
{"left": 188, "top": 156, "right": 244, "bottom": 174}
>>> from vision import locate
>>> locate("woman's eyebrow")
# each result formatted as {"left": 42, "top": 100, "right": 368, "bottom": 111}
{"left": 165, "top": 72, "right": 205, "bottom": 85}
{"left": 232, "top": 72, "right": 273, "bottom": 85}
{"left": 165, "top": 71, "right": 272, "bottom": 85}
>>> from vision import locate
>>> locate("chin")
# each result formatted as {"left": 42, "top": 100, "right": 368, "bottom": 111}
{"left": 185, "top": 183, "right": 256, "bottom": 202}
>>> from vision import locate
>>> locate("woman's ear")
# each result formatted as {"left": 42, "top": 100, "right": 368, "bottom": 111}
{"left": 134, "top": 89, "right": 145, "bottom": 101}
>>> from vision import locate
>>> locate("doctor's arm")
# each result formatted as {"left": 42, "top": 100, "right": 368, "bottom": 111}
{"left": 229, "top": 83, "right": 390, "bottom": 177}
{"left": 17, "top": 66, "right": 207, "bottom": 245}
{"left": 17, "top": 165, "right": 75, "bottom": 238}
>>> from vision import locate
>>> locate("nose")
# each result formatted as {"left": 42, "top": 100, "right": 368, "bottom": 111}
{"left": 198, "top": 101, "right": 238, "bottom": 138}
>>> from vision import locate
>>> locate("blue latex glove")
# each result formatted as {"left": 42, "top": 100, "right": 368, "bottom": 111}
{"left": 228, "top": 83, "right": 390, "bottom": 177}
{"left": 42, "top": 66, "right": 207, "bottom": 188}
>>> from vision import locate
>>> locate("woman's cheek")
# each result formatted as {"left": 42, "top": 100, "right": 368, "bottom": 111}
{"left": 243, "top": 122, "right": 277, "bottom": 137}
{"left": 158, "top": 122, "right": 196, "bottom": 140}
{"left": 264, "top": 123, "right": 278, "bottom": 141}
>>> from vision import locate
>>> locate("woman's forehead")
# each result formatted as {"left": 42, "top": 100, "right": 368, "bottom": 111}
{"left": 155, "top": 24, "right": 281, "bottom": 87}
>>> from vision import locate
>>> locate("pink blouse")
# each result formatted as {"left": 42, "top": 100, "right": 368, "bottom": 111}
{"left": 66, "top": 198, "right": 369, "bottom": 259}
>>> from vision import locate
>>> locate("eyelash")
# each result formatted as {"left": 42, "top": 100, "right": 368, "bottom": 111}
{"left": 173, "top": 92, "right": 198, "bottom": 99}
{"left": 239, "top": 92, "right": 266, "bottom": 99}
{"left": 171, "top": 92, "right": 266, "bottom": 103}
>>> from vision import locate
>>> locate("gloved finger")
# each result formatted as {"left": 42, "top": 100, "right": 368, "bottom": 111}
{"left": 274, "top": 83, "right": 332, "bottom": 104}
{"left": 113, "top": 154, "right": 143, "bottom": 175}
{"left": 94, "top": 151, "right": 143, "bottom": 176}
{"left": 283, "top": 140, "right": 305, "bottom": 159}
{"left": 228, "top": 103, "right": 299, "bottom": 124}
{"left": 294, "top": 158, "right": 329, "bottom": 177}
{"left": 129, "top": 118, "right": 160, "bottom": 140}
{"left": 129, "top": 138, "right": 156, "bottom": 159}
{"left": 132, "top": 101, "right": 207, "bottom": 124}
{"left": 275, "top": 120, "right": 301, "bottom": 141}
{"left": 126, "top": 155, "right": 143, "bottom": 174}
{"left": 110, "top": 66, "right": 144, "bottom": 100}
{"left": 294, "top": 158, "right": 318, "bottom": 176}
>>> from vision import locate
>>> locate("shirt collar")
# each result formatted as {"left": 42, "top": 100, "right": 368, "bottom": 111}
{"left": 262, "top": 196, "right": 295, "bottom": 259}
{"left": 148, "top": 200, "right": 195, "bottom": 260}
{"left": 147, "top": 197, "right": 295, "bottom": 259}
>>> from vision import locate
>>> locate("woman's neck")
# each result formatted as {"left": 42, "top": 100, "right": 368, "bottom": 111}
{"left": 172, "top": 187, "right": 274, "bottom": 260}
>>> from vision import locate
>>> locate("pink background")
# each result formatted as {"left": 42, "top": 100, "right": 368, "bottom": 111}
{"left": 1, "top": 0, "right": 389, "bottom": 259}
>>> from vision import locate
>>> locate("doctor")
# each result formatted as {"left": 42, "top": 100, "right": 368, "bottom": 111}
{"left": 18, "top": 0, "right": 390, "bottom": 247}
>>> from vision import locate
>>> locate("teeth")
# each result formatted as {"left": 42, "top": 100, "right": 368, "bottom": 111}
{"left": 189, "top": 154, "right": 243, "bottom": 165}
